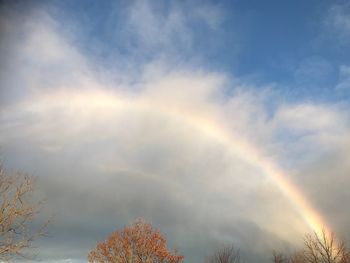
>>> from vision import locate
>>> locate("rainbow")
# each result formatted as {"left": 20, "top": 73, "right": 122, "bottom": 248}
{"left": 24, "top": 90, "right": 333, "bottom": 238}
{"left": 141, "top": 99, "right": 333, "bottom": 239}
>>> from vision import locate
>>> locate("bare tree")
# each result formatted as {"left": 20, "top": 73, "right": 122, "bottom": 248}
{"left": 289, "top": 252, "right": 305, "bottom": 263}
{"left": 272, "top": 230, "right": 349, "bottom": 263}
{"left": 272, "top": 250, "right": 288, "bottom": 263}
{"left": 273, "top": 251, "right": 304, "bottom": 263}
{"left": 302, "top": 230, "right": 349, "bottom": 263}
{"left": 0, "top": 166, "right": 47, "bottom": 259}
{"left": 206, "top": 245, "right": 241, "bottom": 263}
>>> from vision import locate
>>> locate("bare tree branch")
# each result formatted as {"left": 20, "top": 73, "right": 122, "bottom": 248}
{"left": 0, "top": 165, "right": 48, "bottom": 260}
{"left": 206, "top": 245, "right": 241, "bottom": 263}
{"left": 272, "top": 229, "right": 350, "bottom": 263}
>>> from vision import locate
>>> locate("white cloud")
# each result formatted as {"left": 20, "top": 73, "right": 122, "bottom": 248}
{"left": 274, "top": 104, "right": 343, "bottom": 133}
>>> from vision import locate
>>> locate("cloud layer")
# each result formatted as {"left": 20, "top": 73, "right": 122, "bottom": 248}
{"left": 1, "top": 1, "right": 350, "bottom": 263}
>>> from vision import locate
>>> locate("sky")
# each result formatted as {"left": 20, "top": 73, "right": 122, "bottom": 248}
{"left": 1, "top": 0, "right": 350, "bottom": 262}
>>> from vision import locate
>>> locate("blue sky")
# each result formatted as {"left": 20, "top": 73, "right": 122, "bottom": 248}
{"left": 39, "top": 0, "right": 350, "bottom": 101}
{"left": 1, "top": 1, "right": 350, "bottom": 263}
{"left": 2, "top": 0, "right": 350, "bottom": 103}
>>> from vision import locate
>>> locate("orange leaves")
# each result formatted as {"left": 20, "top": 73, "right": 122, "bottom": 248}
{"left": 88, "top": 220, "right": 184, "bottom": 263}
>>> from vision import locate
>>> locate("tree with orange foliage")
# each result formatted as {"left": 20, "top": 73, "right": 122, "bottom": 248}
{"left": 88, "top": 220, "right": 184, "bottom": 263}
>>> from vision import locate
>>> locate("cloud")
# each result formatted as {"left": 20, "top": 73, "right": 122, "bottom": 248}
{"left": 294, "top": 134, "right": 350, "bottom": 243}
{"left": 294, "top": 57, "right": 335, "bottom": 90}
{"left": 1, "top": 2, "right": 350, "bottom": 263}
{"left": 126, "top": 0, "right": 224, "bottom": 53}
{"left": 336, "top": 65, "right": 350, "bottom": 91}
{"left": 193, "top": 4, "right": 224, "bottom": 30}
{"left": 127, "top": 1, "right": 193, "bottom": 51}
{"left": 0, "top": 4, "right": 96, "bottom": 108}
{"left": 325, "top": 2, "right": 350, "bottom": 46}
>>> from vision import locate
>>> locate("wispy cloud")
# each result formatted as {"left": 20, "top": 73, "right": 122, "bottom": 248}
{"left": 336, "top": 65, "right": 350, "bottom": 91}
{"left": 326, "top": 2, "right": 350, "bottom": 45}
{"left": 125, "top": 1, "right": 224, "bottom": 53}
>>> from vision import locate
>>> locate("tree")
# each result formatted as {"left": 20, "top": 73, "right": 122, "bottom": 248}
{"left": 302, "top": 230, "right": 349, "bottom": 263}
{"left": 0, "top": 166, "right": 47, "bottom": 259}
{"left": 206, "top": 245, "right": 241, "bottom": 263}
{"left": 88, "top": 220, "right": 184, "bottom": 263}
{"left": 288, "top": 252, "right": 304, "bottom": 263}
{"left": 272, "top": 230, "right": 350, "bottom": 263}
{"left": 272, "top": 250, "right": 288, "bottom": 263}
{"left": 272, "top": 251, "right": 304, "bottom": 263}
